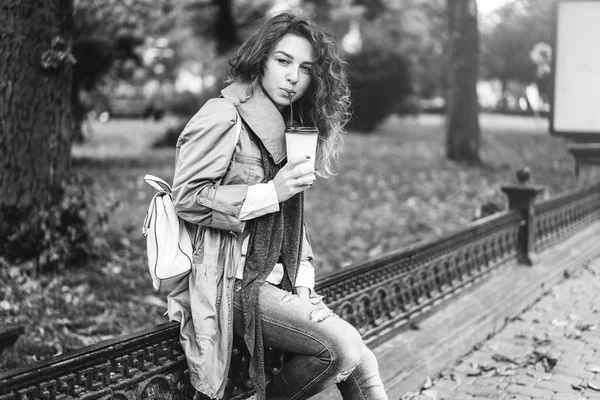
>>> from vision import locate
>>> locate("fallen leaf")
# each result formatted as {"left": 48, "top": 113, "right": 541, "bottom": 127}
{"left": 401, "top": 392, "right": 420, "bottom": 400}
{"left": 565, "top": 329, "right": 582, "bottom": 339}
{"left": 524, "top": 351, "right": 558, "bottom": 372}
{"left": 576, "top": 323, "right": 597, "bottom": 332}
{"left": 480, "top": 364, "right": 496, "bottom": 372}
{"left": 533, "top": 335, "right": 553, "bottom": 346}
{"left": 53, "top": 344, "right": 64, "bottom": 357}
{"left": 450, "top": 373, "right": 462, "bottom": 385}
{"left": 422, "top": 376, "right": 433, "bottom": 389}
{"left": 588, "top": 381, "right": 600, "bottom": 391}
{"left": 466, "top": 368, "right": 482, "bottom": 377}
{"left": 492, "top": 353, "right": 519, "bottom": 364}
{"left": 496, "top": 366, "right": 516, "bottom": 376}
{"left": 54, "top": 318, "right": 74, "bottom": 327}
{"left": 421, "top": 389, "right": 438, "bottom": 399}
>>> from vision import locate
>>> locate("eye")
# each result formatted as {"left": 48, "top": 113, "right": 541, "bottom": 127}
{"left": 301, "top": 65, "right": 312, "bottom": 74}
{"left": 277, "top": 58, "right": 290, "bottom": 65}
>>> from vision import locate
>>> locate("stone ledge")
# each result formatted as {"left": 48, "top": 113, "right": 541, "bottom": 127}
{"left": 315, "top": 221, "right": 600, "bottom": 399}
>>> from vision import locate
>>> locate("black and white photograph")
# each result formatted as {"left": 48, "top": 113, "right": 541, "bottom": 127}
{"left": 1, "top": 1, "right": 600, "bottom": 399}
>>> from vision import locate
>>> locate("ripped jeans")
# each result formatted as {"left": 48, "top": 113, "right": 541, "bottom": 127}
{"left": 233, "top": 281, "right": 388, "bottom": 400}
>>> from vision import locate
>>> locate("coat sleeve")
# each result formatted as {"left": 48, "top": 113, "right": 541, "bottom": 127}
{"left": 172, "top": 98, "right": 248, "bottom": 233}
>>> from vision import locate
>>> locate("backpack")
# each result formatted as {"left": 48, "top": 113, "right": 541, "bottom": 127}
{"left": 142, "top": 111, "right": 242, "bottom": 292}
{"left": 142, "top": 175, "right": 194, "bottom": 292}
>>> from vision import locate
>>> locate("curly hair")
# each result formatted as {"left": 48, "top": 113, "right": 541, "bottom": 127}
{"left": 225, "top": 11, "right": 351, "bottom": 176}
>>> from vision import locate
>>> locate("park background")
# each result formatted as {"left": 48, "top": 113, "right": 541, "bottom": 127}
{"left": 0, "top": 0, "right": 574, "bottom": 373}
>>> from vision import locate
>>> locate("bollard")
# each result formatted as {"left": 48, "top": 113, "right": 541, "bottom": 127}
{"left": 500, "top": 167, "right": 545, "bottom": 266}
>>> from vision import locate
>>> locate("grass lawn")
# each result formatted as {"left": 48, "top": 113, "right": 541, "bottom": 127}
{"left": 0, "top": 113, "right": 577, "bottom": 372}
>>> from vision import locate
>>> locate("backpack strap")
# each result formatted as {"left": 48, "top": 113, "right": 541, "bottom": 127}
{"left": 232, "top": 109, "right": 243, "bottom": 148}
{"left": 141, "top": 191, "right": 162, "bottom": 236}
{"left": 144, "top": 175, "right": 171, "bottom": 193}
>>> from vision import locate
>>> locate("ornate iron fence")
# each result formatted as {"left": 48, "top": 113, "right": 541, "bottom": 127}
{"left": 316, "top": 210, "right": 521, "bottom": 345}
{"left": 0, "top": 323, "right": 191, "bottom": 400}
{"left": 1, "top": 181, "right": 599, "bottom": 400}
{"left": 534, "top": 183, "right": 600, "bottom": 251}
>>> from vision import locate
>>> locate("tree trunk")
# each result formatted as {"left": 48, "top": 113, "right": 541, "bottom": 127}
{"left": 0, "top": 0, "right": 74, "bottom": 229}
{"left": 445, "top": 0, "right": 480, "bottom": 163}
{"left": 214, "top": 0, "right": 237, "bottom": 54}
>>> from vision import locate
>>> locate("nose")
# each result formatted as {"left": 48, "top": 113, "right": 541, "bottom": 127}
{"left": 286, "top": 67, "right": 299, "bottom": 84}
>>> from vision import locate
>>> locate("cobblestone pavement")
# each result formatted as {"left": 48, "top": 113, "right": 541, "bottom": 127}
{"left": 404, "top": 257, "right": 600, "bottom": 400}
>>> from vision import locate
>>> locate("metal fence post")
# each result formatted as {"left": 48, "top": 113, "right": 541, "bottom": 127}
{"left": 501, "top": 167, "right": 545, "bottom": 266}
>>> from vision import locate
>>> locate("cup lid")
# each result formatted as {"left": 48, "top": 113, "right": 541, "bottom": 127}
{"left": 285, "top": 126, "right": 318, "bottom": 133}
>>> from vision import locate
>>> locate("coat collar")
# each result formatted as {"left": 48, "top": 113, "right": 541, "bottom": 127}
{"left": 221, "top": 81, "right": 287, "bottom": 164}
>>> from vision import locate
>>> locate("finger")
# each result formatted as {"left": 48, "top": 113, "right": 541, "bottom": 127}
{"left": 309, "top": 294, "right": 323, "bottom": 305}
{"left": 290, "top": 164, "right": 316, "bottom": 178}
{"left": 294, "top": 175, "right": 316, "bottom": 186}
{"left": 286, "top": 156, "right": 312, "bottom": 169}
{"left": 298, "top": 292, "right": 310, "bottom": 302}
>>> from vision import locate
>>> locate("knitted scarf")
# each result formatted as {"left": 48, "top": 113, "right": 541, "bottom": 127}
{"left": 240, "top": 134, "right": 304, "bottom": 400}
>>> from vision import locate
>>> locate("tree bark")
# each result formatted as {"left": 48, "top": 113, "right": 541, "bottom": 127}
{"left": 214, "top": 0, "right": 237, "bottom": 54}
{"left": 0, "top": 0, "right": 74, "bottom": 224}
{"left": 445, "top": 0, "right": 480, "bottom": 163}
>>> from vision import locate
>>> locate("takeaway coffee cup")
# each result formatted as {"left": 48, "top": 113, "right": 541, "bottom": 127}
{"left": 285, "top": 126, "right": 318, "bottom": 170}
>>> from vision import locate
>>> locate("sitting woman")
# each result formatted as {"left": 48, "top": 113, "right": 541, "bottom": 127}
{"left": 167, "top": 10, "right": 388, "bottom": 400}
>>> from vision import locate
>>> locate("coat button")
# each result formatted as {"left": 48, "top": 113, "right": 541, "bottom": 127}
{"left": 198, "top": 197, "right": 206, "bottom": 204}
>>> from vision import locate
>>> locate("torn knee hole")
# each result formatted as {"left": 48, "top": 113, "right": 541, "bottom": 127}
{"left": 333, "top": 360, "right": 361, "bottom": 383}
{"left": 309, "top": 308, "right": 336, "bottom": 322}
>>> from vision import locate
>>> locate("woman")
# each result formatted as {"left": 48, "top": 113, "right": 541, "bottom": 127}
{"left": 168, "top": 11, "right": 388, "bottom": 400}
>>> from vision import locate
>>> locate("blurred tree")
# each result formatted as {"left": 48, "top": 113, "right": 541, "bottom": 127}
{"left": 389, "top": 0, "right": 447, "bottom": 99}
{"left": 179, "top": 0, "right": 277, "bottom": 58}
{"left": 70, "top": 0, "right": 175, "bottom": 141}
{"left": 480, "top": 0, "right": 555, "bottom": 109}
{"left": 446, "top": 0, "right": 480, "bottom": 163}
{"left": 180, "top": 0, "right": 238, "bottom": 55}
{"left": 73, "top": 0, "right": 174, "bottom": 40}
{"left": 345, "top": 22, "right": 414, "bottom": 132}
{"left": 0, "top": 0, "right": 176, "bottom": 267}
{"left": 301, "top": 0, "right": 418, "bottom": 131}
{"left": 0, "top": 0, "right": 75, "bottom": 251}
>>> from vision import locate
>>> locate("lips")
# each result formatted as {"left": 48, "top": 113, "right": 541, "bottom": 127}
{"left": 281, "top": 88, "right": 296, "bottom": 96}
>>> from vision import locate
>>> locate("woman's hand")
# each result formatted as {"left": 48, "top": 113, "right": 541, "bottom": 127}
{"left": 272, "top": 156, "right": 316, "bottom": 202}
{"left": 295, "top": 286, "right": 311, "bottom": 302}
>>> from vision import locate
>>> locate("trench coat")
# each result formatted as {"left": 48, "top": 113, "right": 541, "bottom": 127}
{"left": 167, "top": 80, "right": 314, "bottom": 398}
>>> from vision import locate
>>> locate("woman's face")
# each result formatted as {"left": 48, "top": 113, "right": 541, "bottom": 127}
{"left": 261, "top": 33, "right": 314, "bottom": 111}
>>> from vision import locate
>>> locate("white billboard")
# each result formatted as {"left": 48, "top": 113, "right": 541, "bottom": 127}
{"left": 552, "top": 0, "right": 600, "bottom": 137}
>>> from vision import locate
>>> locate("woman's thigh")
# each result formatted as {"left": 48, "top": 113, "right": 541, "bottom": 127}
{"left": 233, "top": 282, "right": 362, "bottom": 358}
